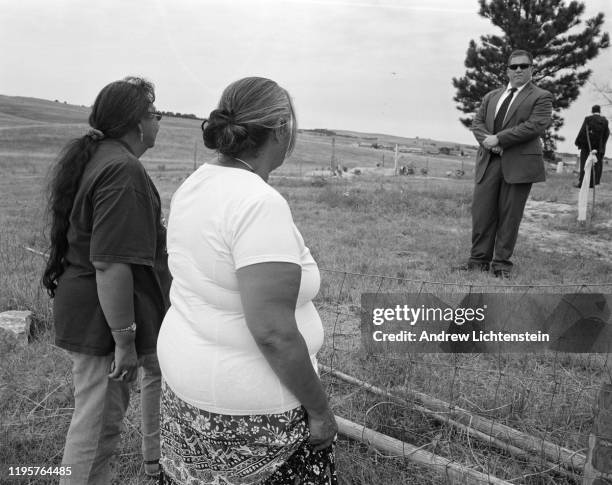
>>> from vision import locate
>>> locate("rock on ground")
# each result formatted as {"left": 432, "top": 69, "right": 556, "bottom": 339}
{"left": 0, "top": 310, "right": 33, "bottom": 345}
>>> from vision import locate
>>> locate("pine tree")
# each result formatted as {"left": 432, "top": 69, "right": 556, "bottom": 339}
{"left": 452, "top": 0, "right": 609, "bottom": 156}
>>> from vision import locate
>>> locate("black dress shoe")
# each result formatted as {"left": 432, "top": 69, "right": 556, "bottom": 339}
{"left": 493, "top": 269, "right": 511, "bottom": 279}
{"left": 452, "top": 262, "right": 490, "bottom": 272}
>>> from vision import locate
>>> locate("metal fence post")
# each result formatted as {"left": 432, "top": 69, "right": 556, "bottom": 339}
{"left": 583, "top": 383, "right": 612, "bottom": 484}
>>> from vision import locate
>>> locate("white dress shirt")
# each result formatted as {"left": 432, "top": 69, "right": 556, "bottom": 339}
{"left": 494, "top": 82, "right": 528, "bottom": 121}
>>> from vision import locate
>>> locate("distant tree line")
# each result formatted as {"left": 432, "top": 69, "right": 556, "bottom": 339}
{"left": 52, "top": 99, "right": 202, "bottom": 120}
{"left": 159, "top": 110, "right": 200, "bottom": 120}
{"left": 299, "top": 128, "right": 338, "bottom": 136}
{"left": 298, "top": 128, "right": 359, "bottom": 139}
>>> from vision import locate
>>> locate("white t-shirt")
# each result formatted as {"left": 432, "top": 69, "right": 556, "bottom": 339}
{"left": 157, "top": 163, "right": 324, "bottom": 415}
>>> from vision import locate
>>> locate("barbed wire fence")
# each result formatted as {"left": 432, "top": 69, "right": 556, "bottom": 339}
{"left": 316, "top": 267, "right": 612, "bottom": 484}
{"left": 4, "top": 238, "right": 612, "bottom": 484}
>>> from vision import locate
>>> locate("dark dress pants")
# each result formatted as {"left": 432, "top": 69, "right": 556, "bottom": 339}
{"left": 578, "top": 148, "right": 603, "bottom": 187}
{"left": 469, "top": 156, "right": 532, "bottom": 271}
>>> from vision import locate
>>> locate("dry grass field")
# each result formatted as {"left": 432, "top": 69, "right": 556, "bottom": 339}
{"left": 1, "top": 95, "right": 611, "bottom": 484}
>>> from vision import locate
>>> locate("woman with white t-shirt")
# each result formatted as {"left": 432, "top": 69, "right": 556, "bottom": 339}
{"left": 157, "top": 77, "right": 337, "bottom": 484}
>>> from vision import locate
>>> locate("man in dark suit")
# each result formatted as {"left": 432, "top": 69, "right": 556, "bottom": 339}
{"left": 455, "top": 50, "right": 553, "bottom": 278}
{"left": 574, "top": 105, "right": 609, "bottom": 188}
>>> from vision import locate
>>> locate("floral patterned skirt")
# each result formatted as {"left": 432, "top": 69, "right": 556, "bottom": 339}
{"left": 159, "top": 380, "right": 336, "bottom": 485}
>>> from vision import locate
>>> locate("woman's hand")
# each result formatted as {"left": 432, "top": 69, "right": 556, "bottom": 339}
{"left": 307, "top": 407, "right": 338, "bottom": 451}
{"left": 108, "top": 341, "right": 138, "bottom": 382}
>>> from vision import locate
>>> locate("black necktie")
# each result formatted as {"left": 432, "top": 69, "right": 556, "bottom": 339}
{"left": 494, "top": 88, "right": 517, "bottom": 134}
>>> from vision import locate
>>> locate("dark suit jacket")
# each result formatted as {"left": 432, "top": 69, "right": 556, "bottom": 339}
{"left": 471, "top": 82, "right": 553, "bottom": 184}
{"left": 575, "top": 114, "right": 610, "bottom": 156}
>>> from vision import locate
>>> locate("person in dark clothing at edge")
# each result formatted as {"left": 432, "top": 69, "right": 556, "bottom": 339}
{"left": 42, "top": 76, "right": 170, "bottom": 484}
{"left": 574, "top": 104, "right": 610, "bottom": 188}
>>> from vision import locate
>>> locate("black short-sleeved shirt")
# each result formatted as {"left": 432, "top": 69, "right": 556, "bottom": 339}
{"left": 54, "top": 139, "right": 171, "bottom": 356}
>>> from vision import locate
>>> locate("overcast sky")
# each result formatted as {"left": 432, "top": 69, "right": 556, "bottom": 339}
{"left": 1, "top": 0, "right": 610, "bottom": 153}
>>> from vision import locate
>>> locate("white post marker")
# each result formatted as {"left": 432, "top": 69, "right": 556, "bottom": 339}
{"left": 394, "top": 144, "right": 398, "bottom": 176}
{"left": 577, "top": 150, "right": 597, "bottom": 222}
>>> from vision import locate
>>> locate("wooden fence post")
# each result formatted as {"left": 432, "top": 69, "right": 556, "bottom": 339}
{"left": 331, "top": 137, "right": 336, "bottom": 172}
{"left": 583, "top": 383, "right": 612, "bottom": 484}
{"left": 394, "top": 144, "right": 398, "bottom": 175}
{"left": 193, "top": 140, "right": 198, "bottom": 171}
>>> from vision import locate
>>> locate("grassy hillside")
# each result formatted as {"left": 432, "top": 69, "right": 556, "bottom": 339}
{"left": 0, "top": 95, "right": 90, "bottom": 125}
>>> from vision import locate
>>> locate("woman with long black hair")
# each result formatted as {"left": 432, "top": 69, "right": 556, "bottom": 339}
{"left": 43, "top": 76, "right": 170, "bottom": 484}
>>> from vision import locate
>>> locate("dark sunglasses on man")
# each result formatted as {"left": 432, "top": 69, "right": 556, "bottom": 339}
{"left": 508, "top": 63, "right": 531, "bottom": 70}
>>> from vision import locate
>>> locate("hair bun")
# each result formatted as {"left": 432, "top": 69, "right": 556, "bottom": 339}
{"left": 202, "top": 108, "right": 250, "bottom": 156}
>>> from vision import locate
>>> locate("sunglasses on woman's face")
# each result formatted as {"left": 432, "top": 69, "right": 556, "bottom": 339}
{"left": 148, "top": 111, "right": 163, "bottom": 121}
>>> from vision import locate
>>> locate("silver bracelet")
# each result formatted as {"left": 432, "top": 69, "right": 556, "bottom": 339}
{"left": 110, "top": 322, "right": 136, "bottom": 333}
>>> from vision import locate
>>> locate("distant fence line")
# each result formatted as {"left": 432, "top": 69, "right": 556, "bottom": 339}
{"left": 319, "top": 267, "right": 612, "bottom": 289}
{"left": 19, "top": 247, "right": 612, "bottom": 290}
